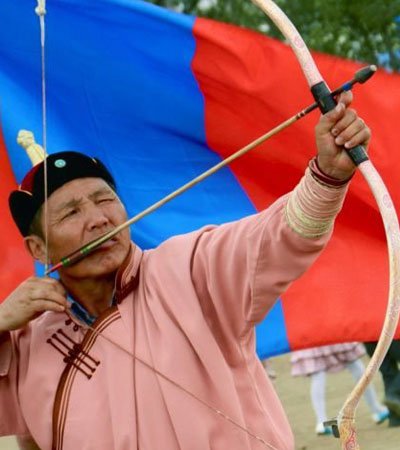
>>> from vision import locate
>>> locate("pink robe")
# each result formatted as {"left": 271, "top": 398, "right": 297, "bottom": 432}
{"left": 0, "top": 168, "right": 347, "bottom": 450}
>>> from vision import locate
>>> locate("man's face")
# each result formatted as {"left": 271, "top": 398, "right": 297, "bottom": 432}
{"left": 36, "top": 177, "right": 130, "bottom": 279}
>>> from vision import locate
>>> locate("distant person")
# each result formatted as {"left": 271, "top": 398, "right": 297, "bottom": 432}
{"left": 261, "top": 358, "right": 277, "bottom": 379}
{"left": 291, "top": 343, "right": 389, "bottom": 434}
{"left": 365, "top": 340, "right": 400, "bottom": 427}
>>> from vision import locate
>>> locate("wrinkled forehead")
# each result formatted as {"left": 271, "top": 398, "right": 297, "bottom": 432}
{"left": 46, "top": 177, "right": 117, "bottom": 211}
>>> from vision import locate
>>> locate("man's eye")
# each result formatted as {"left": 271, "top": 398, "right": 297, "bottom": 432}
{"left": 98, "top": 197, "right": 114, "bottom": 203}
{"left": 61, "top": 209, "right": 77, "bottom": 220}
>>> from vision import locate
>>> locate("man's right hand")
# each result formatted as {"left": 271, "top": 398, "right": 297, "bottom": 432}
{"left": 0, "top": 277, "right": 68, "bottom": 332}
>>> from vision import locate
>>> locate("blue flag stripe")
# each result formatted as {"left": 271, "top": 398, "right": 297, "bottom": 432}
{"left": 0, "top": 0, "right": 289, "bottom": 356}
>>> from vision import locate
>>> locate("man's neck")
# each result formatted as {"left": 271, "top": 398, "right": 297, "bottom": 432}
{"left": 61, "top": 274, "right": 116, "bottom": 317}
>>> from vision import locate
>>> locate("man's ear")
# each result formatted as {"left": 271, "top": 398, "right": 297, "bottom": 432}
{"left": 24, "top": 235, "right": 47, "bottom": 263}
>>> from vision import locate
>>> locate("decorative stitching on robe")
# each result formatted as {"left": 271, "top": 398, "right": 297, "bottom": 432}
{"left": 285, "top": 166, "right": 349, "bottom": 238}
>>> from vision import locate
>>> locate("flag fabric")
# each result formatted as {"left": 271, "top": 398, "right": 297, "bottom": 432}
{"left": 0, "top": 0, "right": 399, "bottom": 358}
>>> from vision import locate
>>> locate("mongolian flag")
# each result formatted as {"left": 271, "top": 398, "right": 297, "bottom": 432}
{"left": 0, "top": 0, "right": 399, "bottom": 358}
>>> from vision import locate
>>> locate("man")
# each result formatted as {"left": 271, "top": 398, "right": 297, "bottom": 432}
{"left": 0, "top": 91, "right": 370, "bottom": 450}
{"left": 365, "top": 340, "right": 400, "bottom": 427}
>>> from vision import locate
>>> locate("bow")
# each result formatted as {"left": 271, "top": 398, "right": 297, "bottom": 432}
{"left": 249, "top": 0, "right": 400, "bottom": 447}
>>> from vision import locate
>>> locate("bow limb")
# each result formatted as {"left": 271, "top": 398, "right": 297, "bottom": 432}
{"left": 250, "top": 1, "right": 400, "bottom": 448}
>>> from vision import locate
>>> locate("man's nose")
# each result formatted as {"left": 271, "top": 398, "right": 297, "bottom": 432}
{"left": 86, "top": 205, "right": 109, "bottom": 230}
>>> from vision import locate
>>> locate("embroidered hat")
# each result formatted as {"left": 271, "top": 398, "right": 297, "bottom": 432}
{"left": 9, "top": 151, "right": 116, "bottom": 236}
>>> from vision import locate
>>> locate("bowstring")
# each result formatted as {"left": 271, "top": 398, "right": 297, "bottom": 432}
{"left": 35, "top": 0, "right": 49, "bottom": 272}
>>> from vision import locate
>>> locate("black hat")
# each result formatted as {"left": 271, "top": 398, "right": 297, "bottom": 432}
{"left": 9, "top": 151, "right": 116, "bottom": 236}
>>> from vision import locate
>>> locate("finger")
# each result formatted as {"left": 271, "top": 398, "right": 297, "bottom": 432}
{"left": 27, "top": 278, "right": 67, "bottom": 300}
{"left": 330, "top": 108, "right": 358, "bottom": 137}
{"left": 336, "top": 90, "right": 353, "bottom": 107}
{"left": 318, "top": 102, "right": 347, "bottom": 134}
{"left": 26, "top": 276, "right": 66, "bottom": 296}
{"left": 29, "top": 288, "right": 69, "bottom": 309}
{"left": 31, "top": 299, "right": 66, "bottom": 314}
{"left": 332, "top": 114, "right": 364, "bottom": 145}
{"left": 343, "top": 127, "right": 371, "bottom": 150}
{"left": 322, "top": 91, "right": 353, "bottom": 126}
{"left": 40, "top": 277, "right": 67, "bottom": 296}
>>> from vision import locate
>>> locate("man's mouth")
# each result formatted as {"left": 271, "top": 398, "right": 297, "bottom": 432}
{"left": 98, "top": 237, "right": 118, "bottom": 250}
{"left": 88, "top": 236, "right": 119, "bottom": 253}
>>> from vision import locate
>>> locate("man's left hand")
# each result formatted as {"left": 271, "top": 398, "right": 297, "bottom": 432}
{"left": 315, "top": 91, "right": 371, "bottom": 181}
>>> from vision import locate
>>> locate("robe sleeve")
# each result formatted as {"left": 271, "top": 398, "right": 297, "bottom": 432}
{"left": 0, "top": 331, "right": 29, "bottom": 436}
{"left": 190, "top": 165, "right": 349, "bottom": 339}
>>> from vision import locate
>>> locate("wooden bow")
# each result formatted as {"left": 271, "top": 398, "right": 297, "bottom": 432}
{"left": 249, "top": 0, "right": 400, "bottom": 448}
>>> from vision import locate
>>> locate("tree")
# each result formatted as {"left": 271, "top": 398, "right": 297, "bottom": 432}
{"left": 147, "top": 0, "right": 400, "bottom": 71}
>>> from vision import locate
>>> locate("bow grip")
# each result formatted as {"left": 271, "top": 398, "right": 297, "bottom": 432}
{"left": 311, "top": 81, "right": 369, "bottom": 166}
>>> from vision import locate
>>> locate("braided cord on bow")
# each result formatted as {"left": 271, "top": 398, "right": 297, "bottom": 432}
{"left": 251, "top": 1, "right": 400, "bottom": 448}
